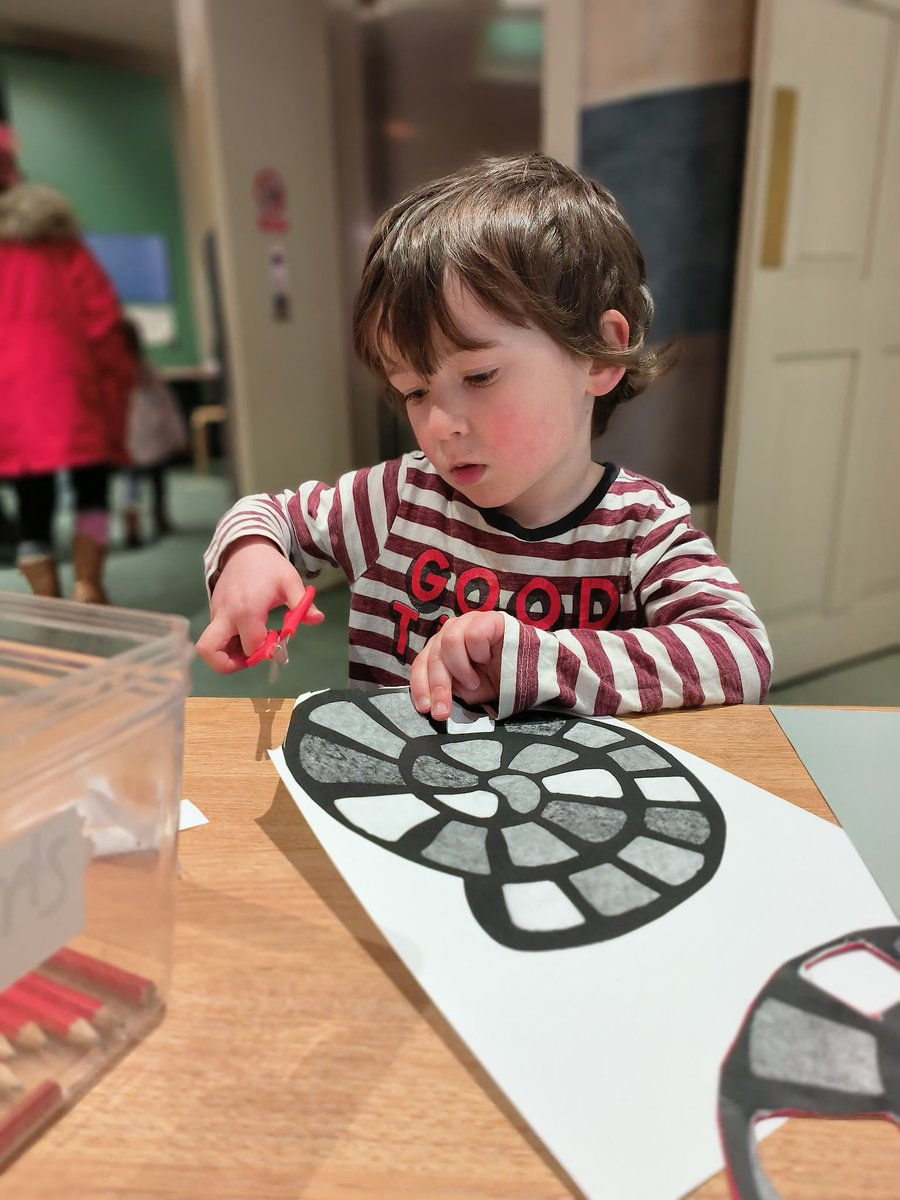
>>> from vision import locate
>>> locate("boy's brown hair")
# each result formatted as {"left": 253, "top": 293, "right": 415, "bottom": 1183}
{"left": 353, "top": 152, "right": 677, "bottom": 437}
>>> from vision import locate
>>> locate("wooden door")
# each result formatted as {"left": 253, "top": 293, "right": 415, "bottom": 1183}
{"left": 718, "top": 0, "right": 900, "bottom": 682}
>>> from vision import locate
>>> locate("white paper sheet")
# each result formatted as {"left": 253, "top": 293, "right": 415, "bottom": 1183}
{"left": 271, "top": 702, "right": 894, "bottom": 1200}
{"left": 179, "top": 798, "right": 209, "bottom": 831}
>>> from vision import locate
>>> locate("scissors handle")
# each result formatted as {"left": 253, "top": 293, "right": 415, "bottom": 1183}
{"left": 246, "top": 587, "right": 317, "bottom": 668}
{"left": 281, "top": 586, "right": 317, "bottom": 638}
{"left": 245, "top": 630, "right": 279, "bottom": 667}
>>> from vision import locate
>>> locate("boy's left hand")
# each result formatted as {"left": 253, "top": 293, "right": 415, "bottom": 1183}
{"left": 410, "top": 611, "right": 505, "bottom": 721}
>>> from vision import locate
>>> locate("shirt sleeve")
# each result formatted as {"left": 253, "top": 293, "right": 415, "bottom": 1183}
{"left": 496, "top": 502, "right": 773, "bottom": 719}
{"left": 203, "top": 457, "right": 402, "bottom": 597}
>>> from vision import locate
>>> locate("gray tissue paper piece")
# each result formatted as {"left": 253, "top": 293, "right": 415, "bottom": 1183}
{"left": 443, "top": 739, "right": 504, "bottom": 772}
{"left": 543, "top": 800, "right": 626, "bottom": 842}
{"left": 503, "top": 718, "right": 565, "bottom": 737}
{"left": 645, "top": 807, "right": 711, "bottom": 844}
{"left": 608, "top": 745, "right": 670, "bottom": 773}
{"left": 563, "top": 723, "right": 625, "bottom": 749}
{"left": 370, "top": 690, "right": 436, "bottom": 738}
{"left": 502, "top": 822, "right": 579, "bottom": 867}
{"left": 508, "top": 744, "right": 578, "bottom": 773}
{"left": 299, "top": 734, "right": 403, "bottom": 785}
{"left": 413, "top": 756, "right": 479, "bottom": 789}
{"left": 617, "top": 836, "right": 704, "bottom": 885}
{"left": 311, "top": 701, "right": 405, "bottom": 758}
{"left": 748, "top": 997, "right": 884, "bottom": 1095}
{"left": 490, "top": 774, "right": 542, "bottom": 813}
{"left": 422, "top": 820, "right": 490, "bottom": 874}
{"left": 570, "top": 863, "right": 659, "bottom": 916}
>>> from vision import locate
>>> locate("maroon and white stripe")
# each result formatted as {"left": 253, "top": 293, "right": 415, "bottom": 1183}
{"left": 205, "top": 453, "right": 773, "bottom": 717}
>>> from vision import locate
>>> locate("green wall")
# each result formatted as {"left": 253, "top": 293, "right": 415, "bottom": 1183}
{"left": 0, "top": 50, "right": 198, "bottom": 368}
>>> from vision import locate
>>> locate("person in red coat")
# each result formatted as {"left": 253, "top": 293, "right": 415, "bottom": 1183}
{"left": 0, "top": 140, "right": 137, "bottom": 602}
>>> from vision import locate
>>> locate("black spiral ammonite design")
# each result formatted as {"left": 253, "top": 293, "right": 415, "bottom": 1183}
{"left": 719, "top": 925, "right": 900, "bottom": 1200}
{"left": 282, "top": 689, "right": 726, "bottom": 950}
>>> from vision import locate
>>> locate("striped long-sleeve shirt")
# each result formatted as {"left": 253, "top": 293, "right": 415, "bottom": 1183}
{"left": 205, "top": 452, "right": 773, "bottom": 718}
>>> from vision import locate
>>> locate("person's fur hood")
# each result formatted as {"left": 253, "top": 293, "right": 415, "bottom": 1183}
{"left": 0, "top": 182, "right": 80, "bottom": 242}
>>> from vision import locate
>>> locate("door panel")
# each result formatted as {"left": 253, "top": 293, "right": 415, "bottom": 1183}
{"left": 761, "top": 355, "right": 854, "bottom": 618}
{"left": 870, "top": 23, "right": 900, "bottom": 273}
{"left": 718, "top": 0, "right": 900, "bottom": 682}
{"left": 787, "top": 1, "right": 889, "bottom": 267}
{"left": 855, "top": 349, "right": 900, "bottom": 598}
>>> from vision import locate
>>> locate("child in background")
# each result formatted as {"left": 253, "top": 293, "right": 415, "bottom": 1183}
{"left": 120, "top": 319, "right": 188, "bottom": 547}
{"left": 197, "top": 153, "right": 772, "bottom": 720}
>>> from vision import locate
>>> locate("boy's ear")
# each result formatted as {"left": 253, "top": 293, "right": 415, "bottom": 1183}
{"left": 589, "top": 309, "right": 629, "bottom": 397}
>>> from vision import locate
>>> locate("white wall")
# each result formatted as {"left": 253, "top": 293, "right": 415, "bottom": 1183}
{"left": 175, "top": 0, "right": 352, "bottom": 497}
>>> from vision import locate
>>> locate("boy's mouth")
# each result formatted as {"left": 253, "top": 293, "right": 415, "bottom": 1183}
{"left": 449, "top": 463, "right": 486, "bottom": 486}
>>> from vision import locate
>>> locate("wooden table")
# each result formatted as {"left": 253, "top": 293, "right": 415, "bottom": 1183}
{"left": 2, "top": 701, "right": 897, "bottom": 1199}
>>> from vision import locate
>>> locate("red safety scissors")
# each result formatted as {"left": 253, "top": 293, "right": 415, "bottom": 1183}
{"left": 246, "top": 586, "right": 318, "bottom": 680}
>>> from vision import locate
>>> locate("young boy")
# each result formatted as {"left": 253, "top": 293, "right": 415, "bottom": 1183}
{"left": 120, "top": 317, "right": 188, "bottom": 547}
{"left": 197, "top": 153, "right": 772, "bottom": 721}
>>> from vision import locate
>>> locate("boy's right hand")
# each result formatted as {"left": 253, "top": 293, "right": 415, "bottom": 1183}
{"left": 196, "top": 536, "right": 324, "bottom": 674}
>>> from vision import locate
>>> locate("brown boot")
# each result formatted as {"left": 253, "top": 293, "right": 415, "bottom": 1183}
{"left": 124, "top": 506, "right": 142, "bottom": 549}
{"left": 71, "top": 533, "right": 109, "bottom": 604}
{"left": 153, "top": 509, "right": 174, "bottom": 538}
{"left": 18, "top": 554, "right": 61, "bottom": 598}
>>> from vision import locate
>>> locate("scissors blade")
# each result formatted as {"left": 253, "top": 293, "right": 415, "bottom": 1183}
{"left": 267, "top": 638, "right": 289, "bottom": 685}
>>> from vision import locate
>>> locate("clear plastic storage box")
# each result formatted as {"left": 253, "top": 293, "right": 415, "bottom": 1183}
{"left": 0, "top": 592, "right": 191, "bottom": 1163}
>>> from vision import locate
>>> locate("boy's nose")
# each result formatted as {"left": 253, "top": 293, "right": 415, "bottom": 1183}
{"left": 427, "top": 400, "right": 468, "bottom": 440}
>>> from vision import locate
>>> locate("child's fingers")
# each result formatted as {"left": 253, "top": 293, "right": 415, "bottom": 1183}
{"left": 195, "top": 615, "right": 226, "bottom": 666}
{"left": 282, "top": 575, "right": 310, "bottom": 609}
{"left": 410, "top": 639, "right": 454, "bottom": 719}
{"left": 409, "top": 643, "right": 434, "bottom": 714}
{"left": 208, "top": 635, "right": 250, "bottom": 673}
{"left": 411, "top": 614, "right": 505, "bottom": 719}
{"left": 280, "top": 577, "right": 325, "bottom": 625}
{"left": 425, "top": 639, "right": 456, "bottom": 721}
{"left": 436, "top": 618, "right": 481, "bottom": 691}
{"left": 460, "top": 612, "right": 505, "bottom": 666}
{"left": 196, "top": 619, "right": 248, "bottom": 674}
{"left": 236, "top": 611, "right": 270, "bottom": 657}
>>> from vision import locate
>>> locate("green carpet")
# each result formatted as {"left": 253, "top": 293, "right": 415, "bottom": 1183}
{"left": 0, "top": 464, "right": 351, "bottom": 699}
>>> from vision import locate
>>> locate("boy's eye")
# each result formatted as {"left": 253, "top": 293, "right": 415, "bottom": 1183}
{"left": 403, "top": 388, "right": 427, "bottom": 405}
{"left": 465, "top": 369, "right": 498, "bottom": 387}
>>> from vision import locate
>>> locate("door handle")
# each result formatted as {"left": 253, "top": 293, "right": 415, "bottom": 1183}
{"left": 760, "top": 86, "right": 797, "bottom": 268}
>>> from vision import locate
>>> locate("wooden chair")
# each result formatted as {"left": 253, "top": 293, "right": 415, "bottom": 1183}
{"left": 190, "top": 404, "right": 227, "bottom": 474}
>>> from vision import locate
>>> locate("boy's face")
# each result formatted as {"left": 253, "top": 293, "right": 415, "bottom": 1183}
{"left": 386, "top": 281, "right": 622, "bottom": 528}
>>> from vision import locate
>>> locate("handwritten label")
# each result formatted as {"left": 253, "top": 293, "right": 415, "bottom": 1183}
{"left": 0, "top": 808, "right": 89, "bottom": 991}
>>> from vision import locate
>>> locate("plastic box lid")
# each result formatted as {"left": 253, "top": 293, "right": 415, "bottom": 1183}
{"left": 0, "top": 592, "right": 192, "bottom": 807}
